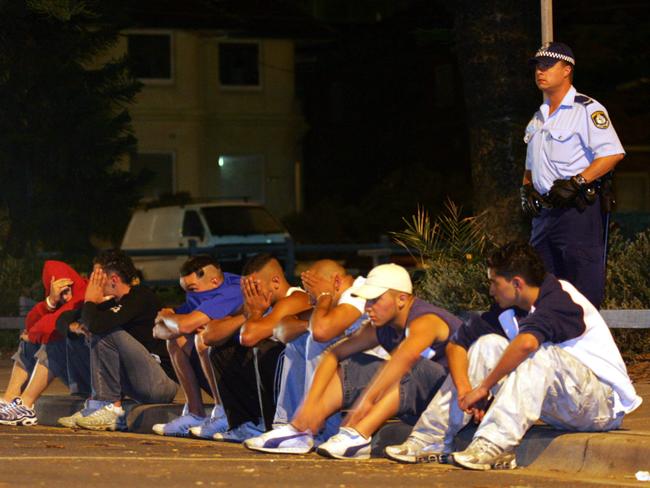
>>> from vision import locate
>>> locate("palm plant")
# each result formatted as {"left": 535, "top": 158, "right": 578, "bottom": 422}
{"left": 391, "top": 199, "right": 491, "bottom": 266}
{"left": 391, "top": 199, "right": 493, "bottom": 314}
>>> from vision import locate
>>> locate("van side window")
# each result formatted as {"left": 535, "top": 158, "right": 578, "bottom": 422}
{"left": 182, "top": 211, "right": 205, "bottom": 241}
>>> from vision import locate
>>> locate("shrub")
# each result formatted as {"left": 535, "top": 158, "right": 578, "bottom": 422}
{"left": 391, "top": 200, "right": 494, "bottom": 314}
{"left": 604, "top": 228, "right": 650, "bottom": 309}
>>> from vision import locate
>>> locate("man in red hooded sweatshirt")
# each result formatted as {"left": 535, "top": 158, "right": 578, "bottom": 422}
{"left": 0, "top": 261, "right": 90, "bottom": 425}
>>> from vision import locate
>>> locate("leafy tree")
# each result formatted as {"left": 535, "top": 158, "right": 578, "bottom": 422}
{"left": 0, "top": 0, "right": 143, "bottom": 255}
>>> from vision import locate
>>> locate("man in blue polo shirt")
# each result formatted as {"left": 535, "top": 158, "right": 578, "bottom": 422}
{"left": 152, "top": 255, "right": 243, "bottom": 437}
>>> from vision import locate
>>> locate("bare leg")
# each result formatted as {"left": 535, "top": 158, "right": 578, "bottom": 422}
{"left": 3, "top": 363, "right": 30, "bottom": 401}
{"left": 348, "top": 384, "right": 400, "bottom": 438}
{"left": 20, "top": 363, "right": 55, "bottom": 408}
{"left": 195, "top": 333, "right": 222, "bottom": 407}
{"left": 167, "top": 336, "right": 205, "bottom": 416}
{"left": 292, "top": 367, "right": 344, "bottom": 433}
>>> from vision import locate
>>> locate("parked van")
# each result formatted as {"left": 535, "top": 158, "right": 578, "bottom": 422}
{"left": 120, "top": 200, "right": 291, "bottom": 281}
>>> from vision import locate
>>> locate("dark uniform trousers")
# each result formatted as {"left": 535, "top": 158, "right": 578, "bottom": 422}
{"left": 531, "top": 199, "right": 605, "bottom": 308}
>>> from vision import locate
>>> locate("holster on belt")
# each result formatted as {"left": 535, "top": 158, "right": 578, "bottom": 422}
{"left": 598, "top": 172, "right": 616, "bottom": 214}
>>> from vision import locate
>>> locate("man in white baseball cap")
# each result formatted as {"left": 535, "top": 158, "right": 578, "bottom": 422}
{"left": 244, "top": 262, "right": 461, "bottom": 460}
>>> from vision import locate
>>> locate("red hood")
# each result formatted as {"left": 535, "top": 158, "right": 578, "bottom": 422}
{"left": 41, "top": 260, "right": 87, "bottom": 304}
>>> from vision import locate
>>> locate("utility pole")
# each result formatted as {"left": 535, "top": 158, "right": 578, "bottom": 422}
{"left": 541, "top": 0, "right": 553, "bottom": 46}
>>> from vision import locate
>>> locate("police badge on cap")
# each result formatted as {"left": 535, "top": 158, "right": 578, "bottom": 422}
{"left": 529, "top": 42, "right": 575, "bottom": 68}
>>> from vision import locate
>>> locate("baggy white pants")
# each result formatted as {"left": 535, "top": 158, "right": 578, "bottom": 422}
{"left": 411, "top": 334, "right": 623, "bottom": 452}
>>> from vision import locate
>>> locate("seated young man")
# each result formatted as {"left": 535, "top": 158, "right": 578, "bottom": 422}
{"left": 384, "top": 242, "right": 642, "bottom": 470}
{"left": 200, "top": 253, "right": 310, "bottom": 443}
{"left": 151, "top": 255, "right": 242, "bottom": 438}
{"left": 244, "top": 263, "right": 461, "bottom": 459}
{"left": 238, "top": 254, "right": 312, "bottom": 436}
{"left": 0, "top": 261, "right": 90, "bottom": 426}
{"left": 58, "top": 250, "right": 178, "bottom": 431}
{"left": 300, "top": 259, "right": 387, "bottom": 439}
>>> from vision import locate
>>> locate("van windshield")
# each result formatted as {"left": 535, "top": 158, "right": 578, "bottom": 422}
{"left": 201, "top": 206, "right": 285, "bottom": 236}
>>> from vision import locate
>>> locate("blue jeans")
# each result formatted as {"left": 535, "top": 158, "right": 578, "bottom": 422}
{"left": 90, "top": 329, "right": 178, "bottom": 404}
{"left": 35, "top": 336, "right": 91, "bottom": 396}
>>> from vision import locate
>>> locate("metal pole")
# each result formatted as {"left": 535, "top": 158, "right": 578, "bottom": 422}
{"left": 541, "top": 0, "right": 553, "bottom": 46}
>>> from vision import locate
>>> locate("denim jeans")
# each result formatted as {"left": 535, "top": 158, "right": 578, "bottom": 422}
{"left": 34, "top": 335, "right": 91, "bottom": 396}
{"left": 90, "top": 328, "right": 178, "bottom": 404}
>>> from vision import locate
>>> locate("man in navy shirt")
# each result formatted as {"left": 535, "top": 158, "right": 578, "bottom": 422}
{"left": 152, "top": 255, "right": 243, "bottom": 438}
{"left": 385, "top": 242, "right": 641, "bottom": 470}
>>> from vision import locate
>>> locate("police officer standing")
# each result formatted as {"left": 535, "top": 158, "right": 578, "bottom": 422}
{"left": 520, "top": 42, "right": 625, "bottom": 308}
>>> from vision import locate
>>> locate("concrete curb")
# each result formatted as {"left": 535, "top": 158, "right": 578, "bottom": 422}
{"left": 34, "top": 395, "right": 650, "bottom": 477}
{"left": 34, "top": 396, "right": 183, "bottom": 433}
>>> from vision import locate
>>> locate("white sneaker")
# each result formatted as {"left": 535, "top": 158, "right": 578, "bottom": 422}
{"left": 452, "top": 437, "right": 517, "bottom": 471}
{"left": 75, "top": 403, "right": 125, "bottom": 431}
{"left": 57, "top": 400, "right": 105, "bottom": 428}
{"left": 189, "top": 415, "right": 229, "bottom": 439}
{"left": 152, "top": 413, "right": 205, "bottom": 437}
{"left": 384, "top": 437, "right": 449, "bottom": 464}
{"left": 316, "top": 427, "right": 371, "bottom": 460}
{"left": 212, "top": 420, "right": 265, "bottom": 443}
{"left": 244, "top": 424, "right": 314, "bottom": 454}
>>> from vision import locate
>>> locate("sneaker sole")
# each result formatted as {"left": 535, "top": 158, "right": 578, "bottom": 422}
{"left": 75, "top": 423, "right": 117, "bottom": 431}
{"left": 384, "top": 449, "right": 448, "bottom": 464}
{"left": 452, "top": 453, "right": 517, "bottom": 471}
{"left": 0, "top": 417, "right": 38, "bottom": 426}
{"left": 244, "top": 443, "right": 313, "bottom": 455}
{"left": 57, "top": 419, "right": 79, "bottom": 428}
{"left": 316, "top": 446, "right": 370, "bottom": 460}
{"left": 189, "top": 428, "right": 228, "bottom": 439}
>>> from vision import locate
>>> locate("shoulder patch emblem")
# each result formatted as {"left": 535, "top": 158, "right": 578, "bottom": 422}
{"left": 575, "top": 94, "right": 593, "bottom": 106}
{"left": 591, "top": 111, "right": 610, "bottom": 129}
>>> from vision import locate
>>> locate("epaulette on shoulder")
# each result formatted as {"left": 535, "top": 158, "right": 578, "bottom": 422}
{"left": 575, "top": 94, "right": 594, "bottom": 106}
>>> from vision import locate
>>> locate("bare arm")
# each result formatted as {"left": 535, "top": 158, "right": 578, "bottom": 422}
{"left": 344, "top": 315, "right": 449, "bottom": 426}
{"left": 310, "top": 300, "right": 362, "bottom": 343}
{"left": 273, "top": 315, "right": 309, "bottom": 344}
{"left": 158, "top": 310, "right": 210, "bottom": 335}
{"left": 446, "top": 342, "right": 472, "bottom": 395}
{"left": 580, "top": 154, "right": 624, "bottom": 183}
{"left": 240, "top": 292, "right": 312, "bottom": 347}
{"left": 522, "top": 169, "right": 533, "bottom": 185}
{"left": 200, "top": 314, "right": 246, "bottom": 347}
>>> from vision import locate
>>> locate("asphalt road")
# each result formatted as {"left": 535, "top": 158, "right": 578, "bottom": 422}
{"left": 0, "top": 425, "right": 641, "bottom": 488}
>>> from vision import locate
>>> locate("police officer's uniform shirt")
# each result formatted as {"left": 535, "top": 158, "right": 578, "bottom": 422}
{"left": 524, "top": 86, "right": 625, "bottom": 194}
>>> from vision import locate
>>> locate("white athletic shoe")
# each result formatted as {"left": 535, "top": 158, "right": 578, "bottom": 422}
{"left": 189, "top": 415, "right": 229, "bottom": 439}
{"left": 0, "top": 398, "right": 38, "bottom": 426}
{"left": 384, "top": 436, "right": 449, "bottom": 464}
{"left": 75, "top": 403, "right": 125, "bottom": 431}
{"left": 212, "top": 420, "right": 265, "bottom": 443}
{"left": 244, "top": 424, "right": 314, "bottom": 454}
{"left": 316, "top": 427, "right": 371, "bottom": 460}
{"left": 152, "top": 413, "right": 205, "bottom": 437}
{"left": 452, "top": 437, "right": 517, "bottom": 471}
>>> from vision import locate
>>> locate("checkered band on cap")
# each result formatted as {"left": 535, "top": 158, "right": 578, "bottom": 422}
{"left": 534, "top": 47, "right": 575, "bottom": 66}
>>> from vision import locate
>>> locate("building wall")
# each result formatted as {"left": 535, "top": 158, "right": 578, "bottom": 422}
{"left": 115, "top": 30, "right": 306, "bottom": 219}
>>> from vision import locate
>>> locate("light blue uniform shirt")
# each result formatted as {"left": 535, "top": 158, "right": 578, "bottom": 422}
{"left": 524, "top": 86, "right": 625, "bottom": 194}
